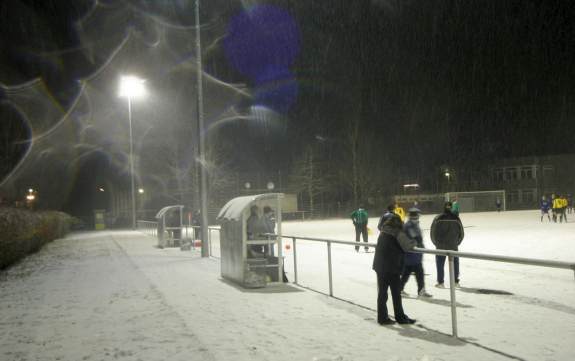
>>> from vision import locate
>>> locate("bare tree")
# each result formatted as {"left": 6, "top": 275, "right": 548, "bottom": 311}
{"left": 288, "top": 144, "right": 338, "bottom": 217}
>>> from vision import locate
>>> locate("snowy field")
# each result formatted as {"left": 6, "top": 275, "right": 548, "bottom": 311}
{"left": 209, "top": 210, "right": 575, "bottom": 360}
{"left": 0, "top": 210, "right": 574, "bottom": 361}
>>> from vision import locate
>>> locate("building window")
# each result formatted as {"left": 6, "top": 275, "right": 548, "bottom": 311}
{"left": 494, "top": 168, "right": 504, "bottom": 182}
{"left": 521, "top": 166, "right": 533, "bottom": 179}
{"left": 505, "top": 168, "right": 517, "bottom": 181}
{"left": 507, "top": 190, "right": 519, "bottom": 203}
{"left": 522, "top": 189, "right": 534, "bottom": 203}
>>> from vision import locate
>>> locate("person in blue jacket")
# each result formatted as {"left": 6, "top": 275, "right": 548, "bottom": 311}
{"left": 540, "top": 196, "right": 551, "bottom": 222}
{"left": 400, "top": 208, "right": 432, "bottom": 297}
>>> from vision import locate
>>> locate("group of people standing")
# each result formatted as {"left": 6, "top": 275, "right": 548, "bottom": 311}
{"left": 352, "top": 202, "right": 464, "bottom": 326}
{"left": 541, "top": 194, "right": 570, "bottom": 223}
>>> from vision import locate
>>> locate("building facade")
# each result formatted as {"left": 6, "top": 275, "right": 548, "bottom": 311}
{"left": 488, "top": 154, "right": 575, "bottom": 209}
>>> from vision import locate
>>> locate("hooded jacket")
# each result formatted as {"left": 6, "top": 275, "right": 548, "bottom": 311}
{"left": 430, "top": 210, "right": 464, "bottom": 250}
{"left": 372, "top": 214, "right": 416, "bottom": 274}
{"left": 404, "top": 219, "right": 424, "bottom": 265}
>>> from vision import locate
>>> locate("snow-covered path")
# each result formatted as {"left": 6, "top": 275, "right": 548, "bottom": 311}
{"left": 1, "top": 210, "right": 574, "bottom": 360}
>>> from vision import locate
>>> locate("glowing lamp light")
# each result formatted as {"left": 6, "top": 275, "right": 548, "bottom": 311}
{"left": 28, "top": 188, "right": 34, "bottom": 193}
{"left": 118, "top": 76, "right": 147, "bottom": 99}
{"left": 26, "top": 194, "right": 35, "bottom": 201}
{"left": 138, "top": 188, "right": 145, "bottom": 194}
{"left": 445, "top": 172, "right": 451, "bottom": 177}
{"left": 99, "top": 188, "right": 105, "bottom": 192}
{"left": 403, "top": 184, "right": 420, "bottom": 189}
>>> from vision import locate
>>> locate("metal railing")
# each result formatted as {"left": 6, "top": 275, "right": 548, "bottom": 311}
{"left": 281, "top": 234, "right": 575, "bottom": 338}
{"left": 136, "top": 220, "right": 221, "bottom": 257}
{"left": 134, "top": 223, "right": 575, "bottom": 337}
{"left": 189, "top": 225, "right": 221, "bottom": 257}
{"left": 137, "top": 220, "right": 158, "bottom": 236}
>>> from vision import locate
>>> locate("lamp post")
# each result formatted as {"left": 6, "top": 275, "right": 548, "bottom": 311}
{"left": 119, "top": 75, "right": 146, "bottom": 230}
{"left": 195, "top": 0, "right": 209, "bottom": 257}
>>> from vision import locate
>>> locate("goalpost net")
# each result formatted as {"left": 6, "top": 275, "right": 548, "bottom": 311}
{"left": 445, "top": 190, "right": 506, "bottom": 212}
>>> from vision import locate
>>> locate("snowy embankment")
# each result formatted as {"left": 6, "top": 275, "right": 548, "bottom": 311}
{"left": 0, "top": 210, "right": 573, "bottom": 360}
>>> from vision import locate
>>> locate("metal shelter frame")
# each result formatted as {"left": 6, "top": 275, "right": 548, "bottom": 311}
{"left": 217, "top": 193, "right": 283, "bottom": 288}
{"left": 155, "top": 205, "right": 184, "bottom": 248}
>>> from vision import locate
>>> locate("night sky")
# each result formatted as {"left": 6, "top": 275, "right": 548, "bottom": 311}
{"left": 1, "top": 0, "right": 575, "bottom": 212}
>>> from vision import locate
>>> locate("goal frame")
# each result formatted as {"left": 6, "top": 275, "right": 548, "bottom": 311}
{"left": 445, "top": 190, "right": 506, "bottom": 212}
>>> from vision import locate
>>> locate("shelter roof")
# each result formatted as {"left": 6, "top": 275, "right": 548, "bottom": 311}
{"left": 217, "top": 193, "right": 282, "bottom": 221}
{"left": 155, "top": 205, "right": 184, "bottom": 219}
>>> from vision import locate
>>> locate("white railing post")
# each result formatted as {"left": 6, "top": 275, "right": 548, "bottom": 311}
{"left": 327, "top": 241, "right": 333, "bottom": 297}
{"left": 448, "top": 253, "right": 458, "bottom": 337}
{"left": 293, "top": 237, "right": 298, "bottom": 284}
{"left": 208, "top": 228, "right": 212, "bottom": 256}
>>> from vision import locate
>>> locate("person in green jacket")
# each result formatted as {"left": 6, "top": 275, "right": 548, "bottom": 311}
{"left": 451, "top": 198, "right": 460, "bottom": 216}
{"left": 351, "top": 206, "right": 369, "bottom": 252}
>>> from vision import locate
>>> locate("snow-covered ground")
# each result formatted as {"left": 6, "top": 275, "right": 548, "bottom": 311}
{"left": 1, "top": 210, "right": 574, "bottom": 360}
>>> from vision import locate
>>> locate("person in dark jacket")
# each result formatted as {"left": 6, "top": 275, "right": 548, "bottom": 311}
{"left": 247, "top": 205, "right": 266, "bottom": 256}
{"left": 430, "top": 202, "right": 464, "bottom": 288}
{"left": 400, "top": 208, "right": 432, "bottom": 297}
{"left": 372, "top": 213, "right": 416, "bottom": 325}
{"left": 262, "top": 206, "right": 276, "bottom": 255}
{"left": 377, "top": 204, "right": 396, "bottom": 231}
{"left": 191, "top": 210, "right": 202, "bottom": 241}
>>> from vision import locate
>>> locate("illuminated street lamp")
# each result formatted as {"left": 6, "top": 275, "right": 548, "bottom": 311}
{"left": 119, "top": 75, "right": 147, "bottom": 230}
{"left": 25, "top": 189, "right": 37, "bottom": 209}
{"left": 138, "top": 188, "right": 145, "bottom": 194}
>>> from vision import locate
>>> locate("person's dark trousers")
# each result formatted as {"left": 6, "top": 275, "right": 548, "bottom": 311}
{"left": 435, "top": 255, "right": 459, "bottom": 284}
{"left": 552, "top": 209, "right": 557, "bottom": 222}
{"left": 355, "top": 224, "right": 368, "bottom": 251}
{"left": 376, "top": 272, "right": 407, "bottom": 322}
{"left": 561, "top": 208, "right": 567, "bottom": 222}
{"left": 400, "top": 264, "right": 425, "bottom": 293}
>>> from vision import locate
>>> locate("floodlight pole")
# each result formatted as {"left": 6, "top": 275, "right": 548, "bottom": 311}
{"left": 128, "top": 97, "right": 137, "bottom": 230}
{"left": 196, "top": 0, "right": 209, "bottom": 257}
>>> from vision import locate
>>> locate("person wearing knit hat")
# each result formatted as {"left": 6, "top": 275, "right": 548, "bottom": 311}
{"left": 372, "top": 212, "right": 417, "bottom": 325}
{"left": 400, "top": 208, "right": 432, "bottom": 298}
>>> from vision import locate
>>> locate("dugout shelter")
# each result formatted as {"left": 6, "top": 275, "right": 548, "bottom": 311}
{"left": 217, "top": 193, "right": 284, "bottom": 288}
{"left": 155, "top": 205, "right": 184, "bottom": 248}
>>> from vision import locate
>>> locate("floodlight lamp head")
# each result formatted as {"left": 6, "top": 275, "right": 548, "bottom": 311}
{"left": 118, "top": 75, "right": 147, "bottom": 99}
